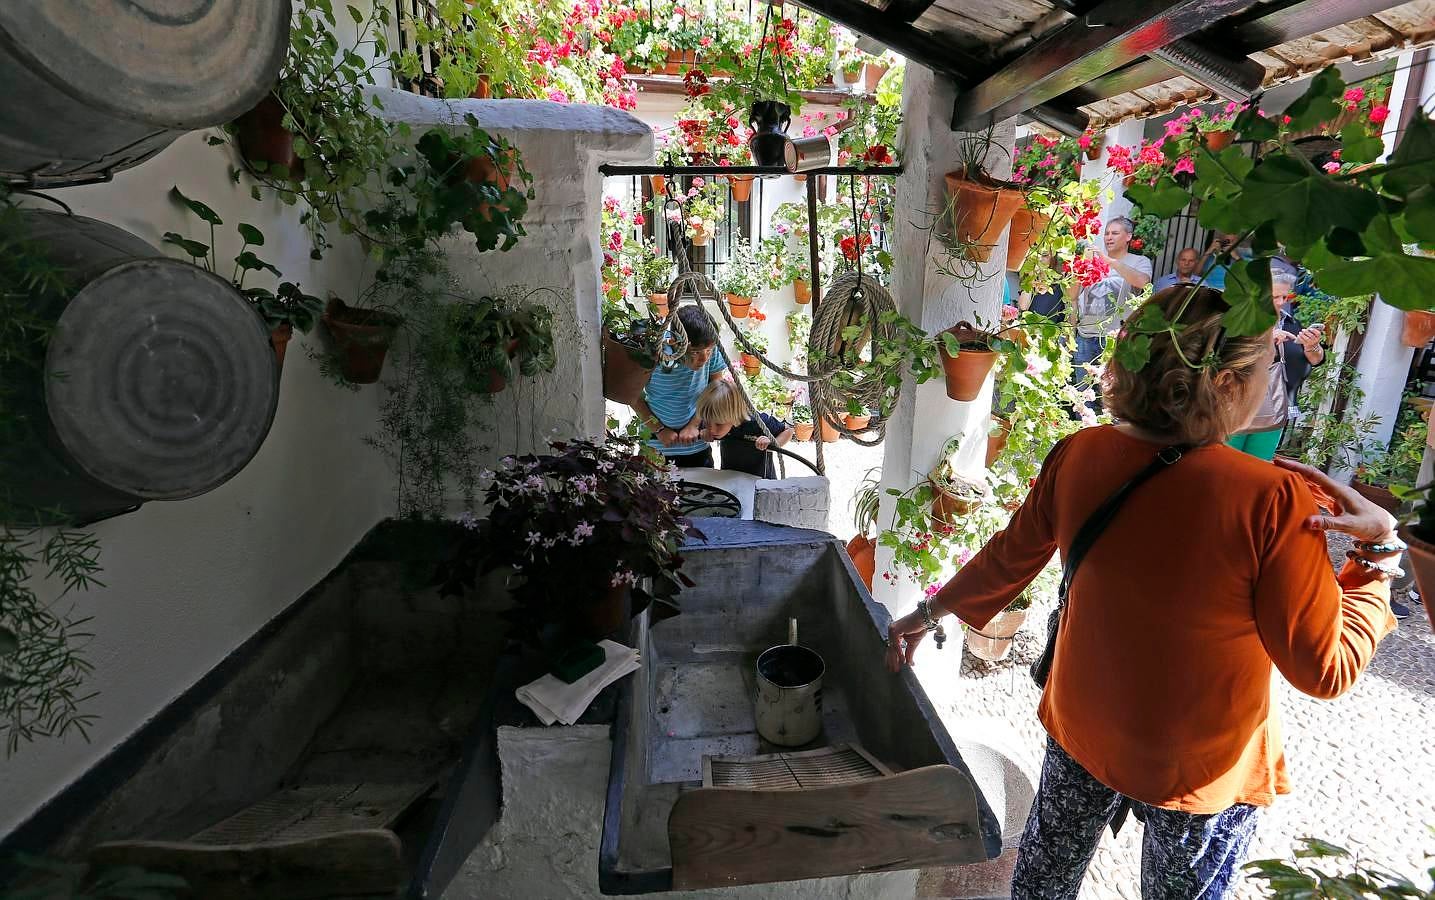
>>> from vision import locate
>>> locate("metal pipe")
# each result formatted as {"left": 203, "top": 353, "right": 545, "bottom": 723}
{"left": 806, "top": 175, "right": 822, "bottom": 310}
{"left": 1149, "top": 39, "right": 1266, "bottom": 102}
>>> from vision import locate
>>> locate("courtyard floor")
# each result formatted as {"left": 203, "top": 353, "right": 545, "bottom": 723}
{"left": 810, "top": 435, "right": 1435, "bottom": 897}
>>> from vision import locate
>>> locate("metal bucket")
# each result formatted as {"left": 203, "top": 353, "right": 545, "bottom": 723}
{"left": 0, "top": 1, "right": 291, "bottom": 187}
{"left": 1, "top": 211, "right": 279, "bottom": 525}
{"left": 785, "top": 135, "right": 834, "bottom": 173}
{"left": 754, "top": 618, "right": 825, "bottom": 747}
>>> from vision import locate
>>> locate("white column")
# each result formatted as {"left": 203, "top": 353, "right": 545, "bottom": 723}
{"left": 871, "top": 64, "right": 1013, "bottom": 615}
{"left": 1081, "top": 119, "right": 1144, "bottom": 223}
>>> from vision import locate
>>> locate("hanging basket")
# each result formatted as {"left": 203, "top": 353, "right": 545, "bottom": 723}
{"left": 928, "top": 475, "right": 982, "bottom": 525}
{"left": 727, "top": 293, "right": 752, "bottom": 318}
{"left": 728, "top": 174, "right": 754, "bottom": 203}
{"left": 944, "top": 167, "right": 1024, "bottom": 263}
{"left": 793, "top": 279, "right": 811, "bottom": 305}
{"left": 938, "top": 321, "right": 999, "bottom": 402}
{"left": 1005, "top": 205, "right": 1050, "bottom": 272}
{"left": 1403, "top": 310, "right": 1435, "bottom": 348}
{"left": 1202, "top": 130, "right": 1235, "bottom": 152}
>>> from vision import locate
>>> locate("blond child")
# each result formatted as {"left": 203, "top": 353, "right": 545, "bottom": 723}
{"left": 696, "top": 380, "right": 794, "bottom": 479}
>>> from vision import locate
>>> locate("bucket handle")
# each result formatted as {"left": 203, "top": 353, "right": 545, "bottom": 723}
{"left": 788, "top": 617, "right": 798, "bottom": 646}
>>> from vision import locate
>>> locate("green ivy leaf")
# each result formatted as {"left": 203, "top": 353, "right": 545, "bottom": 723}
{"left": 1239, "top": 155, "right": 1380, "bottom": 249}
{"left": 236, "top": 223, "right": 265, "bottom": 246}
{"left": 161, "top": 232, "right": 210, "bottom": 258}
{"left": 1113, "top": 334, "right": 1151, "bottom": 372}
{"left": 1383, "top": 112, "right": 1435, "bottom": 198}
{"left": 1283, "top": 67, "right": 1343, "bottom": 132}
{"left": 1124, "top": 177, "right": 1191, "bottom": 218}
{"left": 169, "top": 186, "right": 222, "bottom": 226}
{"left": 1223, "top": 257, "right": 1276, "bottom": 336}
{"left": 1317, "top": 253, "right": 1435, "bottom": 310}
{"left": 1339, "top": 123, "right": 1383, "bottom": 166}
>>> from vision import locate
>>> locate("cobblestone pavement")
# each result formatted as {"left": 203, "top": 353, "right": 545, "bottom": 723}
{"left": 815, "top": 438, "right": 1435, "bottom": 897}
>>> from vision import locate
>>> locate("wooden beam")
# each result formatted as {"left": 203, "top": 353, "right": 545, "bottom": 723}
{"left": 882, "top": 0, "right": 940, "bottom": 25}
{"left": 790, "top": 0, "right": 985, "bottom": 78}
{"left": 949, "top": 0, "right": 1260, "bottom": 132}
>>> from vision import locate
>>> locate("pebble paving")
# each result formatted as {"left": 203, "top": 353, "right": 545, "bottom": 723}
{"left": 817, "top": 439, "right": 1435, "bottom": 898}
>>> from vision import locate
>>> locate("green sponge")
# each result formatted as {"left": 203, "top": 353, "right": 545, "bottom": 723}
{"left": 550, "top": 642, "right": 605, "bottom": 684}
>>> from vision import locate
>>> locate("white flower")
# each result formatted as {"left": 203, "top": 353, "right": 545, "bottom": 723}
{"left": 574, "top": 521, "right": 595, "bottom": 541}
{"left": 523, "top": 474, "right": 545, "bottom": 493}
{"left": 597, "top": 460, "right": 614, "bottom": 472}
{"left": 610, "top": 570, "right": 639, "bottom": 587}
{"left": 456, "top": 511, "right": 480, "bottom": 531}
{"left": 526, "top": 531, "right": 542, "bottom": 545}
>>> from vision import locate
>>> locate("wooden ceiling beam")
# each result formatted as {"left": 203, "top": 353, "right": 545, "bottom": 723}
{"left": 789, "top": 0, "right": 986, "bottom": 77}
{"left": 950, "top": 0, "right": 1262, "bottom": 131}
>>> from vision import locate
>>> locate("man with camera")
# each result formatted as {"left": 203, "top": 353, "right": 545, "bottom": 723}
{"left": 1071, "top": 217, "right": 1153, "bottom": 405}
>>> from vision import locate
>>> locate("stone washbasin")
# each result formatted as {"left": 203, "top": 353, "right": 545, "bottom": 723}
{"left": 599, "top": 520, "right": 1002, "bottom": 894}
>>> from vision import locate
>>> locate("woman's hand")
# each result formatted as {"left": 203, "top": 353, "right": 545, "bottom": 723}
{"left": 656, "top": 427, "right": 679, "bottom": 447}
{"left": 886, "top": 612, "right": 930, "bottom": 672}
{"left": 1274, "top": 457, "right": 1398, "bottom": 542}
{"left": 678, "top": 422, "right": 702, "bottom": 444}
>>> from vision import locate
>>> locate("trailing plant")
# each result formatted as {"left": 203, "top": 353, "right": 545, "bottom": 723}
{"left": 786, "top": 309, "right": 811, "bottom": 350}
{"left": 1245, "top": 835, "right": 1434, "bottom": 898}
{"left": 1116, "top": 66, "right": 1435, "bottom": 375}
{"left": 0, "top": 191, "right": 105, "bottom": 757}
{"left": 1280, "top": 360, "right": 1379, "bottom": 470}
{"left": 717, "top": 238, "right": 768, "bottom": 298}
{"left": 1358, "top": 402, "right": 1427, "bottom": 488}
{"left": 435, "top": 434, "right": 702, "bottom": 632}
{"left": 1294, "top": 289, "right": 1371, "bottom": 336}
{"left": 396, "top": 0, "right": 535, "bottom": 100}
{"left": 792, "top": 402, "right": 813, "bottom": 424}
{"left": 163, "top": 187, "right": 324, "bottom": 333}
{"left": 635, "top": 245, "right": 675, "bottom": 297}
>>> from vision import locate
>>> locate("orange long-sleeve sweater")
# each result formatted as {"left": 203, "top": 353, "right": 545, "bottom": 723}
{"left": 936, "top": 426, "right": 1395, "bottom": 813}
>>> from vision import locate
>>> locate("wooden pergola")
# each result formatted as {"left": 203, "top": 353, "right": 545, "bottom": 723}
{"left": 789, "top": 0, "right": 1435, "bottom": 131}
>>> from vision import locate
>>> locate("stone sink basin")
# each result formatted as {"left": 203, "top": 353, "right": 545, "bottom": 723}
{"left": 599, "top": 520, "right": 1002, "bottom": 894}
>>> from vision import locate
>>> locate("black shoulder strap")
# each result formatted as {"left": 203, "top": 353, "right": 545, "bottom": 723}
{"left": 1058, "top": 445, "right": 1189, "bottom": 604}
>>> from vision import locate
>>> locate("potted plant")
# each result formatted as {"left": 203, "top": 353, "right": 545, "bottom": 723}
{"left": 718, "top": 238, "right": 766, "bottom": 319}
{"left": 985, "top": 415, "right": 1012, "bottom": 467}
{"left": 964, "top": 591, "right": 1030, "bottom": 662}
{"left": 938, "top": 321, "right": 1002, "bottom": 402}
{"left": 1353, "top": 412, "right": 1427, "bottom": 513}
{"left": 436, "top": 435, "right": 702, "bottom": 641}
{"left": 944, "top": 165, "right": 1025, "bottom": 263}
{"left": 676, "top": 178, "right": 720, "bottom": 246}
{"left": 1080, "top": 129, "right": 1103, "bottom": 161}
{"left": 322, "top": 296, "right": 403, "bottom": 384}
{"left": 395, "top": 0, "right": 533, "bottom": 102}
{"left": 1195, "top": 106, "right": 1238, "bottom": 151}
{"left": 602, "top": 306, "right": 666, "bottom": 405}
{"left": 1005, "top": 203, "right": 1052, "bottom": 272}
{"left": 843, "top": 398, "right": 871, "bottom": 432}
{"left": 1403, "top": 310, "right": 1435, "bottom": 347}
{"left": 792, "top": 403, "right": 815, "bottom": 441}
{"left": 928, "top": 466, "right": 985, "bottom": 526}
{"left": 443, "top": 298, "right": 556, "bottom": 395}
{"left": 846, "top": 468, "right": 882, "bottom": 590}
{"left": 636, "top": 246, "right": 675, "bottom": 318}
{"left": 738, "top": 326, "right": 769, "bottom": 377}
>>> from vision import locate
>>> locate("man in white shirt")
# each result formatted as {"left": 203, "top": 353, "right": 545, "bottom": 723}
{"left": 1070, "top": 217, "right": 1153, "bottom": 402}
{"left": 1153, "top": 247, "right": 1201, "bottom": 291}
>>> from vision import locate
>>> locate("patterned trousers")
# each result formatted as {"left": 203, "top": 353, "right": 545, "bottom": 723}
{"left": 1012, "top": 738, "right": 1261, "bottom": 900}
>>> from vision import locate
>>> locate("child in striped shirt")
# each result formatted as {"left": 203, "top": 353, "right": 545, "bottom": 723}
{"left": 629, "top": 305, "right": 731, "bottom": 468}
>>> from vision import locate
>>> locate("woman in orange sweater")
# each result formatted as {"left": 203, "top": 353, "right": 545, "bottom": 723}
{"left": 887, "top": 287, "right": 1398, "bottom": 899}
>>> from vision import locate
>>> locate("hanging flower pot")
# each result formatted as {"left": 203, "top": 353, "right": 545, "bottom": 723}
{"left": 474, "top": 339, "right": 521, "bottom": 395}
{"left": 944, "top": 167, "right": 1024, "bottom": 263}
{"left": 649, "top": 293, "right": 669, "bottom": 318}
{"left": 1085, "top": 140, "right": 1103, "bottom": 162}
{"left": 727, "top": 293, "right": 752, "bottom": 318}
{"left": 464, "top": 149, "right": 515, "bottom": 221}
{"left": 234, "top": 93, "right": 301, "bottom": 177}
{"left": 740, "top": 353, "right": 761, "bottom": 377}
{"left": 793, "top": 422, "right": 815, "bottom": 442}
{"left": 322, "top": 297, "right": 401, "bottom": 385}
{"left": 469, "top": 74, "right": 492, "bottom": 99}
{"left": 938, "top": 321, "right": 999, "bottom": 402}
{"left": 728, "top": 174, "right": 754, "bottom": 203}
{"left": 845, "top": 534, "right": 876, "bottom": 590}
{"left": 270, "top": 323, "right": 294, "bottom": 370}
{"left": 1122, "top": 175, "right": 1137, "bottom": 189}
{"left": 690, "top": 222, "right": 711, "bottom": 246}
{"left": 650, "top": 174, "right": 667, "bottom": 198}
{"left": 1202, "top": 130, "right": 1235, "bottom": 152}
{"left": 964, "top": 607, "right": 1028, "bottom": 662}
{"left": 844, "top": 413, "right": 870, "bottom": 431}
{"left": 1402, "top": 310, "right": 1435, "bottom": 348}
{"left": 1398, "top": 525, "right": 1435, "bottom": 630}
{"left": 793, "top": 279, "right": 811, "bottom": 305}
{"left": 1005, "top": 205, "right": 1051, "bottom": 272}
{"left": 985, "top": 416, "right": 1011, "bottom": 467}
{"left": 818, "top": 415, "right": 841, "bottom": 443}
{"left": 863, "top": 62, "right": 889, "bottom": 93}
{"left": 601, "top": 328, "right": 656, "bottom": 405}
{"left": 928, "top": 475, "right": 982, "bottom": 526}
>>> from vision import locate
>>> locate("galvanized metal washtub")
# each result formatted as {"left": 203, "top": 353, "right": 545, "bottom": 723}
{"left": 1, "top": 211, "right": 278, "bottom": 525}
{"left": 0, "top": 1, "right": 291, "bottom": 186}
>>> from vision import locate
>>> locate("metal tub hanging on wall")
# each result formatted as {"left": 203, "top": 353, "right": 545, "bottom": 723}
{"left": 1, "top": 211, "right": 279, "bottom": 526}
{"left": 0, "top": 1, "right": 291, "bottom": 187}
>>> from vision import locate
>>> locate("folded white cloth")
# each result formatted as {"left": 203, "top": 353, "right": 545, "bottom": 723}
{"left": 516, "top": 640, "right": 641, "bottom": 726}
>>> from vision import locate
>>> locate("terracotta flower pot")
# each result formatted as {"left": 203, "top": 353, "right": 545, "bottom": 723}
{"left": 270, "top": 323, "right": 293, "bottom": 371}
{"left": 1202, "top": 130, "right": 1234, "bottom": 151}
{"left": 727, "top": 293, "right": 752, "bottom": 318}
{"left": 468, "top": 74, "right": 492, "bottom": 99}
{"left": 1005, "top": 206, "right": 1051, "bottom": 272}
{"left": 1398, "top": 525, "right": 1435, "bottom": 630}
{"left": 602, "top": 329, "right": 655, "bottom": 405}
{"left": 464, "top": 150, "right": 514, "bottom": 221}
{"left": 793, "top": 422, "right": 814, "bottom": 442}
{"left": 844, "top": 414, "right": 870, "bottom": 431}
{"left": 944, "top": 168, "right": 1025, "bottom": 263}
{"left": 929, "top": 477, "right": 979, "bottom": 526}
{"left": 863, "top": 62, "right": 888, "bottom": 93}
{"left": 793, "top": 279, "right": 811, "bottom": 305}
{"left": 1122, "top": 175, "right": 1137, "bottom": 189}
{"left": 475, "top": 339, "right": 521, "bottom": 395}
{"left": 663, "top": 49, "right": 697, "bottom": 75}
{"left": 322, "top": 298, "right": 400, "bottom": 385}
{"left": 649, "top": 293, "right": 669, "bottom": 318}
{"left": 1085, "top": 143, "right": 1103, "bottom": 162}
{"left": 938, "top": 322, "right": 999, "bottom": 402}
{"left": 845, "top": 534, "right": 876, "bottom": 590}
{"left": 985, "top": 416, "right": 1011, "bottom": 467}
{"left": 234, "top": 93, "right": 301, "bottom": 176}
{"left": 728, "top": 174, "right": 754, "bottom": 203}
{"left": 650, "top": 174, "right": 667, "bottom": 198}
{"left": 818, "top": 416, "right": 840, "bottom": 443}
{"left": 690, "top": 223, "right": 711, "bottom": 246}
{"left": 1402, "top": 310, "right": 1435, "bottom": 348}
{"left": 740, "top": 353, "right": 761, "bottom": 377}
{"left": 1352, "top": 479, "right": 1401, "bottom": 514}
{"left": 965, "top": 608, "right": 1028, "bottom": 662}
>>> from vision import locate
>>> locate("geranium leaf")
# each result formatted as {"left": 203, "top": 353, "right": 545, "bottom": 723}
{"left": 1283, "top": 67, "right": 1343, "bottom": 132}
{"left": 1113, "top": 334, "right": 1151, "bottom": 372}
{"left": 1402, "top": 185, "right": 1435, "bottom": 243}
{"left": 161, "top": 232, "right": 210, "bottom": 258}
{"left": 1124, "top": 177, "right": 1190, "bottom": 218}
{"left": 1223, "top": 258, "right": 1276, "bottom": 337}
{"left": 1233, "top": 107, "right": 1277, "bottom": 143}
{"left": 1194, "top": 146, "right": 1253, "bottom": 197}
{"left": 169, "top": 186, "right": 222, "bottom": 225}
{"left": 1239, "top": 155, "right": 1380, "bottom": 249}
{"left": 1196, "top": 194, "right": 1245, "bottom": 233}
{"left": 1339, "top": 123, "right": 1383, "bottom": 166}
{"left": 1317, "top": 253, "right": 1435, "bottom": 310}
{"left": 1383, "top": 112, "right": 1435, "bottom": 198}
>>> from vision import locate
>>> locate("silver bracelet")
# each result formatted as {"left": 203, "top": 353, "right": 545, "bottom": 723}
{"left": 1346, "top": 550, "right": 1404, "bottom": 579}
{"left": 917, "top": 598, "right": 941, "bottom": 632}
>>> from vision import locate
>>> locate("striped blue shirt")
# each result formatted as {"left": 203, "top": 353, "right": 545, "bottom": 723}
{"left": 644, "top": 353, "right": 725, "bottom": 456}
